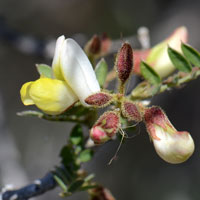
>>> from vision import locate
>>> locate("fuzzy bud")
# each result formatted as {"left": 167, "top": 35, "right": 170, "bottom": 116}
{"left": 116, "top": 43, "right": 133, "bottom": 84}
{"left": 85, "top": 92, "right": 113, "bottom": 107}
{"left": 121, "top": 100, "right": 142, "bottom": 122}
{"left": 90, "top": 126, "right": 110, "bottom": 144}
{"left": 85, "top": 35, "right": 101, "bottom": 56}
{"left": 89, "top": 186, "right": 115, "bottom": 200}
{"left": 90, "top": 111, "right": 120, "bottom": 144}
{"left": 144, "top": 107, "right": 194, "bottom": 164}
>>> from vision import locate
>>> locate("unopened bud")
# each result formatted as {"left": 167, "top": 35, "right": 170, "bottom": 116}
{"left": 90, "top": 126, "right": 110, "bottom": 144}
{"left": 144, "top": 106, "right": 194, "bottom": 164}
{"left": 121, "top": 100, "right": 142, "bottom": 122}
{"left": 85, "top": 92, "right": 113, "bottom": 107}
{"left": 89, "top": 186, "right": 115, "bottom": 200}
{"left": 115, "top": 43, "right": 133, "bottom": 84}
{"left": 90, "top": 111, "right": 120, "bottom": 144}
{"left": 85, "top": 35, "right": 101, "bottom": 56}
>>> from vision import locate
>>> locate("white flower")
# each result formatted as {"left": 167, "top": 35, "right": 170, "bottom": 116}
{"left": 21, "top": 36, "right": 100, "bottom": 114}
{"left": 153, "top": 126, "right": 194, "bottom": 164}
{"left": 52, "top": 36, "right": 100, "bottom": 106}
{"left": 144, "top": 106, "right": 194, "bottom": 164}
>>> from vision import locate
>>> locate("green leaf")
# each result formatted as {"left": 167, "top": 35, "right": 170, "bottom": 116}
{"left": 95, "top": 58, "right": 108, "bottom": 87}
{"left": 181, "top": 43, "right": 200, "bottom": 67}
{"left": 78, "top": 149, "right": 94, "bottom": 162}
{"left": 54, "top": 175, "right": 68, "bottom": 192}
{"left": 60, "top": 146, "right": 74, "bottom": 165}
{"left": 168, "top": 47, "right": 192, "bottom": 72}
{"left": 36, "top": 64, "right": 52, "bottom": 78}
{"left": 68, "top": 179, "right": 84, "bottom": 192}
{"left": 70, "top": 124, "right": 84, "bottom": 146}
{"left": 140, "top": 61, "right": 161, "bottom": 85}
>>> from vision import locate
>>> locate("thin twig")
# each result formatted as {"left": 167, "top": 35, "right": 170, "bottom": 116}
{"left": 2, "top": 173, "right": 57, "bottom": 200}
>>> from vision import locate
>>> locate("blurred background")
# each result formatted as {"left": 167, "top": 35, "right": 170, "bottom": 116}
{"left": 0, "top": 0, "right": 200, "bottom": 199}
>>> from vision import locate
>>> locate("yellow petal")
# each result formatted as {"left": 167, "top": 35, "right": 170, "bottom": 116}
{"left": 29, "top": 78, "right": 78, "bottom": 115}
{"left": 20, "top": 81, "right": 35, "bottom": 105}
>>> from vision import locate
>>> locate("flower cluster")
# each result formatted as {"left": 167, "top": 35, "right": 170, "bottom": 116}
{"left": 20, "top": 31, "right": 195, "bottom": 164}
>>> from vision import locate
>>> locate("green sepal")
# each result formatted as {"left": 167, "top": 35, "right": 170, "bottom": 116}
{"left": 95, "top": 58, "right": 108, "bottom": 88}
{"left": 168, "top": 47, "right": 192, "bottom": 72}
{"left": 78, "top": 149, "right": 94, "bottom": 163}
{"left": 181, "top": 43, "right": 200, "bottom": 67}
{"left": 36, "top": 64, "right": 52, "bottom": 78}
{"left": 140, "top": 61, "right": 161, "bottom": 85}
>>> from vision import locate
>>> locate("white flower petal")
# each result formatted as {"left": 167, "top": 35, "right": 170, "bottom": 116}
{"left": 60, "top": 38, "right": 100, "bottom": 106}
{"left": 52, "top": 35, "right": 65, "bottom": 80}
{"left": 153, "top": 126, "right": 194, "bottom": 164}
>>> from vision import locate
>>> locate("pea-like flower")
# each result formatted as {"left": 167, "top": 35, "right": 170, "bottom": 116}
{"left": 144, "top": 106, "right": 194, "bottom": 164}
{"left": 20, "top": 36, "right": 100, "bottom": 114}
{"left": 134, "top": 26, "right": 188, "bottom": 78}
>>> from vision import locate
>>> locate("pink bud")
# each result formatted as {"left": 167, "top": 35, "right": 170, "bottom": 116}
{"left": 116, "top": 43, "right": 133, "bottom": 84}
{"left": 144, "top": 107, "right": 194, "bottom": 164}
{"left": 90, "top": 126, "right": 110, "bottom": 144}
{"left": 90, "top": 111, "right": 120, "bottom": 144}
{"left": 85, "top": 92, "right": 113, "bottom": 107}
{"left": 121, "top": 100, "right": 142, "bottom": 122}
{"left": 89, "top": 35, "right": 101, "bottom": 55}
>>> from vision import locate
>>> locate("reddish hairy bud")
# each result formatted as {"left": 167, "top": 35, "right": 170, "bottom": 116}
{"left": 121, "top": 100, "right": 142, "bottom": 122}
{"left": 90, "top": 126, "right": 110, "bottom": 144}
{"left": 116, "top": 43, "right": 133, "bottom": 84}
{"left": 85, "top": 92, "right": 113, "bottom": 107}
{"left": 89, "top": 186, "right": 115, "bottom": 200}
{"left": 85, "top": 35, "right": 101, "bottom": 55}
{"left": 90, "top": 111, "right": 120, "bottom": 144}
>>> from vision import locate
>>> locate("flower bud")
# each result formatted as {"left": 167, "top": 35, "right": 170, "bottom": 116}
{"left": 121, "top": 100, "right": 142, "bottom": 122}
{"left": 115, "top": 43, "right": 133, "bottom": 84}
{"left": 144, "top": 106, "right": 194, "bottom": 164}
{"left": 85, "top": 92, "right": 113, "bottom": 107}
{"left": 90, "top": 126, "right": 110, "bottom": 144}
{"left": 89, "top": 186, "right": 115, "bottom": 200}
{"left": 90, "top": 111, "right": 120, "bottom": 144}
{"left": 86, "top": 35, "right": 101, "bottom": 55}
